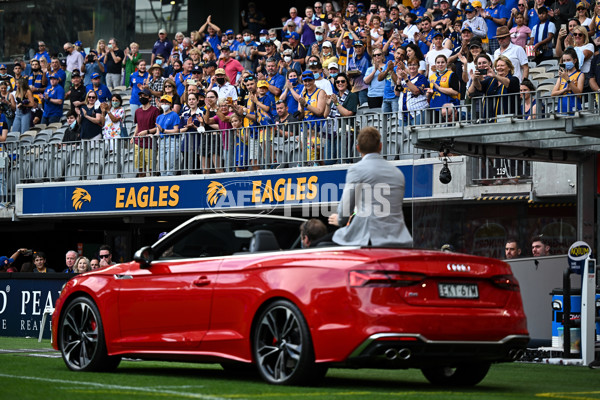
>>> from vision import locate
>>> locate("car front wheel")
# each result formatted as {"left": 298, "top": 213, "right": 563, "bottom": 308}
{"left": 59, "top": 296, "right": 121, "bottom": 372}
{"left": 253, "top": 300, "right": 326, "bottom": 385}
{"left": 421, "top": 363, "right": 491, "bottom": 386}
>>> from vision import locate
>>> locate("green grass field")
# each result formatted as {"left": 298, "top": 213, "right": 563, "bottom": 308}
{"left": 0, "top": 337, "right": 598, "bottom": 400}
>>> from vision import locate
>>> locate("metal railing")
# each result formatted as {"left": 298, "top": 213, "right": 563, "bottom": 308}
{"left": 1, "top": 91, "right": 598, "bottom": 205}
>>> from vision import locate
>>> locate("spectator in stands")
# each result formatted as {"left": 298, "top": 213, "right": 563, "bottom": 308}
{"left": 346, "top": 40, "right": 371, "bottom": 105}
{"left": 34, "top": 41, "right": 51, "bottom": 64}
{"left": 152, "top": 29, "right": 173, "bottom": 66}
{"left": 528, "top": 7, "right": 555, "bottom": 64}
{"left": 317, "top": 41, "right": 338, "bottom": 72}
{"left": 484, "top": 0, "right": 510, "bottom": 53}
{"left": 280, "top": 69, "right": 304, "bottom": 117}
{"left": 559, "top": 25, "right": 594, "bottom": 75}
{"left": 328, "top": 126, "right": 413, "bottom": 247}
{"left": 62, "top": 111, "right": 81, "bottom": 142}
{"left": 378, "top": 48, "right": 404, "bottom": 113}
{"left": 555, "top": 17, "right": 581, "bottom": 57}
{"left": 364, "top": 49, "right": 386, "bottom": 108}
{"left": 179, "top": 91, "right": 205, "bottom": 173}
{"left": 211, "top": 68, "right": 238, "bottom": 103}
{"left": 31, "top": 98, "right": 42, "bottom": 126}
{"left": 297, "top": 70, "right": 327, "bottom": 162}
{"left": 146, "top": 63, "right": 165, "bottom": 107}
{"left": 551, "top": 48, "right": 584, "bottom": 114}
{"left": 42, "top": 74, "right": 65, "bottom": 125}
{"left": 425, "top": 31, "right": 452, "bottom": 76}
{"left": 174, "top": 59, "right": 193, "bottom": 97}
{"left": 531, "top": 234, "right": 550, "bottom": 256}
{"left": 427, "top": 54, "right": 460, "bottom": 113}
{"left": 82, "top": 50, "right": 105, "bottom": 87}
{"left": 463, "top": 3, "right": 488, "bottom": 40}
{"left": 591, "top": 2, "right": 600, "bottom": 35}
{"left": 33, "top": 251, "right": 48, "bottom": 273}
{"left": 75, "top": 256, "right": 91, "bottom": 273}
{"left": 100, "top": 93, "right": 124, "bottom": 144}
{"left": 45, "top": 58, "right": 65, "bottom": 90}
{"left": 87, "top": 72, "right": 112, "bottom": 103}
{"left": 325, "top": 72, "right": 358, "bottom": 162}
{"left": 132, "top": 88, "right": 160, "bottom": 177}
{"left": 79, "top": 90, "right": 104, "bottom": 140}
{"left": 509, "top": 13, "right": 531, "bottom": 49}
{"left": 550, "top": 0, "right": 576, "bottom": 30}
{"left": 575, "top": 1, "right": 592, "bottom": 30}
{"left": 273, "top": 100, "right": 299, "bottom": 168}
{"left": 11, "top": 78, "right": 35, "bottom": 134}
{"left": 156, "top": 94, "right": 181, "bottom": 176}
{"left": 286, "top": 31, "right": 308, "bottom": 68}
{"left": 299, "top": 218, "right": 328, "bottom": 248}
{"left": 124, "top": 42, "right": 142, "bottom": 88}
{"left": 589, "top": 50, "right": 600, "bottom": 93}
{"left": 64, "top": 42, "right": 84, "bottom": 73}
{"left": 162, "top": 78, "right": 181, "bottom": 115}
{"left": 0, "top": 253, "right": 19, "bottom": 273}
{"left": 218, "top": 45, "right": 244, "bottom": 85}
{"left": 520, "top": 78, "right": 539, "bottom": 119}
{"left": 129, "top": 59, "right": 149, "bottom": 117}
{"left": 90, "top": 258, "right": 100, "bottom": 270}
{"left": 494, "top": 26, "right": 529, "bottom": 82}
{"left": 0, "top": 82, "right": 13, "bottom": 130}
{"left": 28, "top": 59, "right": 47, "bottom": 101}
{"left": 98, "top": 245, "right": 116, "bottom": 267}
{"left": 397, "top": 57, "right": 429, "bottom": 126}
{"left": 504, "top": 238, "right": 522, "bottom": 259}
{"left": 470, "top": 54, "right": 520, "bottom": 120}
{"left": 67, "top": 70, "right": 86, "bottom": 114}
{"left": 307, "top": 56, "right": 334, "bottom": 95}
{"left": 199, "top": 15, "right": 223, "bottom": 58}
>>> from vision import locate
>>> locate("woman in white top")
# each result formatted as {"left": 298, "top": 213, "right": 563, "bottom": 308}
{"left": 402, "top": 13, "right": 420, "bottom": 43}
{"left": 576, "top": 2, "right": 592, "bottom": 30}
{"left": 556, "top": 25, "right": 594, "bottom": 73}
{"left": 369, "top": 15, "right": 384, "bottom": 47}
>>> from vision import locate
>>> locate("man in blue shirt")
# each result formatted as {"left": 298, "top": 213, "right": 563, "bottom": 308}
{"left": 33, "top": 41, "right": 51, "bottom": 63}
{"left": 130, "top": 59, "right": 149, "bottom": 117}
{"left": 174, "top": 59, "right": 193, "bottom": 96}
{"left": 347, "top": 40, "right": 372, "bottom": 105}
{"left": 199, "top": 15, "right": 223, "bottom": 58}
{"left": 265, "top": 58, "right": 285, "bottom": 98}
{"left": 151, "top": 29, "right": 173, "bottom": 65}
{"left": 47, "top": 58, "right": 67, "bottom": 89}
{"left": 412, "top": 0, "right": 427, "bottom": 17}
{"left": 86, "top": 72, "right": 112, "bottom": 103}
{"left": 42, "top": 75, "right": 65, "bottom": 124}
{"left": 484, "top": 0, "right": 510, "bottom": 53}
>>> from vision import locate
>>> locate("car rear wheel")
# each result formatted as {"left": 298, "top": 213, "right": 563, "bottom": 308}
{"left": 421, "top": 363, "right": 491, "bottom": 386}
{"left": 59, "top": 296, "right": 121, "bottom": 372}
{"left": 253, "top": 300, "right": 326, "bottom": 385}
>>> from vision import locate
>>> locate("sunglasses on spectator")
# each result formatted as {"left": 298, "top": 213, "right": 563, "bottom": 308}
{"left": 577, "top": 7, "right": 585, "bottom": 10}
{"left": 335, "top": 80, "right": 347, "bottom": 84}
{"left": 88, "top": 96, "right": 97, "bottom": 99}
{"left": 572, "top": 33, "right": 584, "bottom": 36}
{"left": 518, "top": 3, "right": 526, "bottom": 6}
{"left": 244, "top": 76, "right": 255, "bottom": 82}
{"left": 165, "top": 84, "right": 174, "bottom": 87}
{"left": 373, "top": 53, "right": 383, "bottom": 56}
{"left": 99, "top": 254, "right": 110, "bottom": 259}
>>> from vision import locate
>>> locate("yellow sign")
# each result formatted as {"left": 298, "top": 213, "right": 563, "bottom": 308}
{"left": 71, "top": 188, "right": 91, "bottom": 210}
{"left": 251, "top": 176, "right": 318, "bottom": 203}
{"left": 115, "top": 185, "right": 180, "bottom": 209}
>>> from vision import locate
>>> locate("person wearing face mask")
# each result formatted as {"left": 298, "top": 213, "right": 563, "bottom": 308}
{"left": 210, "top": 68, "right": 238, "bottom": 103}
{"left": 280, "top": 69, "right": 304, "bottom": 118}
{"left": 152, "top": 28, "right": 173, "bottom": 66}
{"left": 147, "top": 63, "right": 166, "bottom": 107}
{"left": 132, "top": 89, "right": 161, "bottom": 177}
{"left": 156, "top": 95, "right": 181, "bottom": 176}
{"left": 67, "top": 70, "right": 86, "bottom": 113}
{"left": 279, "top": 48, "right": 302, "bottom": 77}
{"left": 217, "top": 45, "right": 244, "bottom": 85}
{"left": 63, "top": 42, "right": 84, "bottom": 73}
{"left": 62, "top": 111, "right": 81, "bottom": 143}
{"left": 299, "top": 6, "right": 324, "bottom": 46}
{"left": 551, "top": 48, "right": 584, "bottom": 114}
{"left": 327, "top": 62, "right": 340, "bottom": 87}
{"left": 129, "top": 59, "right": 149, "bottom": 117}
{"left": 236, "top": 29, "right": 257, "bottom": 71}
{"left": 100, "top": 94, "right": 125, "bottom": 145}
{"left": 308, "top": 56, "right": 334, "bottom": 95}
{"left": 268, "top": 29, "right": 282, "bottom": 52}
{"left": 319, "top": 41, "right": 338, "bottom": 72}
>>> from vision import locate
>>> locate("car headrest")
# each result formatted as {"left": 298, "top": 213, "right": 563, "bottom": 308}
{"left": 249, "top": 230, "right": 280, "bottom": 252}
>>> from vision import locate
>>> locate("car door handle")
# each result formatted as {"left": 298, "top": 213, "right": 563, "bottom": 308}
{"left": 193, "top": 276, "right": 211, "bottom": 287}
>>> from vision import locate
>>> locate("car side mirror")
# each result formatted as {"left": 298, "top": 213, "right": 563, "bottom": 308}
{"left": 133, "top": 246, "right": 154, "bottom": 269}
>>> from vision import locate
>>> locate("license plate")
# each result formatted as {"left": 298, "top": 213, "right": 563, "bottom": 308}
{"left": 438, "top": 283, "right": 479, "bottom": 299}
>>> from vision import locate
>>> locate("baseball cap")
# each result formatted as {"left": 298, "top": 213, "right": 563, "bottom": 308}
{"left": 328, "top": 62, "right": 339, "bottom": 70}
{"left": 285, "top": 32, "right": 300, "bottom": 40}
{"left": 538, "top": 6, "right": 548, "bottom": 13}
{"left": 383, "top": 22, "right": 394, "bottom": 32}
{"left": 192, "top": 65, "right": 202, "bottom": 73}
{"left": 0, "top": 64, "right": 6, "bottom": 70}
{"left": 257, "top": 80, "right": 269, "bottom": 88}
{"left": 315, "top": 26, "right": 325, "bottom": 33}
{"left": 71, "top": 70, "right": 81, "bottom": 78}
{"left": 440, "top": 0, "right": 449, "bottom": 3}
{"left": 464, "top": 3, "right": 475, "bottom": 12}
{"left": 91, "top": 72, "right": 100, "bottom": 79}
{"left": 322, "top": 41, "right": 333, "bottom": 48}
{"left": 432, "top": 31, "right": 444, "bottom": 38}
{"left": 160, "top": 94, "right": 173, "bottom": 103}
{"left": 301, "top": 70, "right": 315, "bottom": 81}
{"left": 204, "top": 61, "right": 218, "bottom": 68}
{"left": 140, "top": 88, "right": 152, "bottom": 96}
{"left": 260, "top": 29, "right": 269, "bottom": 35}
{"left": 159, "top": 28, "right": 167, "bottom": 34}
{"left": 354, "top": 40, "right": 364, "bottom": 46}
{"left": 472, "top": 0, "right": 482, "bottom": 7}
{"left": 49, "top": 73, "right": 59, "bottom": 80}
{"left": 74, "top": 40, "right": 82, "bottom": 46}
{"left": 225, "top": 29, "right": 234, "bottom": 35}
{"left": 462, "top": 26, "right": 473, "bottom": 33}
{"left": 221, "top": 45, "right": 230, "bottom": 51}
{"left": 215, "top": 68, "right": 226, "bottom": 75}
{"left": 343, "top": 32, "right": 352, "bottom": 38}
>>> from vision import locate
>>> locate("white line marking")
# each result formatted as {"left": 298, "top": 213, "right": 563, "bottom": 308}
{"left": 0, "top": 373, "right": 232, "bottom": 400}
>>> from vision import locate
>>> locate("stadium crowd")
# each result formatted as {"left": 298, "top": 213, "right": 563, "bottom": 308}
{"left": 1, "top": 0, "right": 600, "bottom": 172}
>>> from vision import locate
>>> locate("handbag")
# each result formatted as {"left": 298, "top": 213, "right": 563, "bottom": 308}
{"left": 120, "top": 121, "right": 128, "bottom": 138}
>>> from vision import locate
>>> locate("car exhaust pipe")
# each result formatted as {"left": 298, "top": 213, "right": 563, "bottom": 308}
{"left": 398, "top": 348, "right": 412, "bottom": 360}
{"left": 508, "top": 349, "right": 525, "bottom": 360}
{"left": 384, "top": 348, "right": 398, "bottom": 360}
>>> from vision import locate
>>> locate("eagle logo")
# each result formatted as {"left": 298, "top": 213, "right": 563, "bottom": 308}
{"left": 71, "top": 188, "right": 91, "bottom": 210}
{"left": 206, "top": 181, "right": 227, "bottom": 206}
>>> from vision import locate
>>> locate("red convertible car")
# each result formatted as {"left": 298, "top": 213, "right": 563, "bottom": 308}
{"left": 52, "top": 213, "right": 528, "bottom": 386}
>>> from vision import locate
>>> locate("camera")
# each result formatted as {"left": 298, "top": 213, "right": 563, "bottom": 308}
{"left": 559, "top": 63, "right": 565, "bottom": 71}
{"left": 86, "top": 55, "right": 95, "bottom": 63}
{"left": 477, "top": 68, "right": 487, "bottom": 76}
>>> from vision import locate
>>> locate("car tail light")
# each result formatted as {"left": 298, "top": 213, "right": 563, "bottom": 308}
{"left": 490, "top": 275, "right": 520, "bottom": 291}
{"left": 349, "top": 270, "right": 426, "bottom": 287}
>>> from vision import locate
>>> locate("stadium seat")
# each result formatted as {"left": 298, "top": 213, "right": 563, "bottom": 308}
{"left": 538, "top": 59, "right": 559, "bottom": 68}
{"left": 86, "top": 161, "right": 103, "bottom": 180}
{"left": 48, "top": 122, "right": 63, "bottom": 129}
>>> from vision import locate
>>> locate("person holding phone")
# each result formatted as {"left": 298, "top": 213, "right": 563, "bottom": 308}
{"left": 551, "top": 48, "right": 584, "bottom": 114}
{"left": 528, "top": 6, "right": 556, "bottom": 63}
